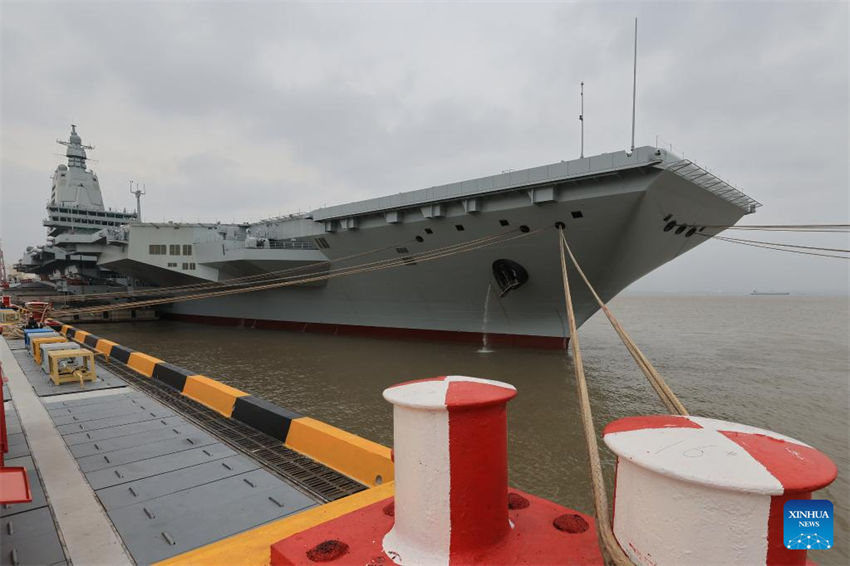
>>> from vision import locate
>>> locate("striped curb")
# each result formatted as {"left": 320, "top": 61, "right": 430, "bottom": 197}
{"left": 47, "top": 320, "right": 393, "bottom": 487}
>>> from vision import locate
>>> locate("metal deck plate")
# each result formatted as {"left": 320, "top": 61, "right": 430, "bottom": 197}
{"left": 99, "top": 358, "right": 366, "bottom": 503}
{"left": 68, "top": 421, "right": 206, "bottom": 458}
{"left": 55, "top": 406, "right": 173, "bottom": 435}
{"left": 0, "top": 507, "right": 67, "bottom": 566}
{"left": 44, "top": 389, "right": 142, "bottom": 409}
{"left": 48, "top": 395, "right": 172, "bottom": 424}
{"left": 0, "top": 402, "right": 69, "bottom": 565}
{"left": 95, "top": 455, "right": 259, "bottom": 510}
{"left": 38, "top": 370, "right": 323, "bottom": 564}
{"left": 46, "top": 391, "right": 151, "bottom": 409}
{"left": 2, "top": 406, "right": 22, "bottom": 436}
{"left": 50, "top": 400, "right": 165, "bottom": 425}
{"left": 5, "top": 339, "right": 26, "bottom": 351}
{"left": 5, "top": 432, "right": 29, "bottom": 460}
{"left": 1, "top": 406, "right": 47, "bottom": 519}
{"left": 62, "top": 415, "right": 185, "bottom": 445}
{"left": 85, "top": 443, "right": 239, "bottom": 490}
{"left": 77, "top": 432, "right": 219, "bottom": 472}
{"left": 11, "top": 350, "right": 127, "bottom": 397}
{"left": 5, "top": 339, "right": 374, "bottom": 564}
{"left": 107, "top": 468, "right": 315, "bottom": 564}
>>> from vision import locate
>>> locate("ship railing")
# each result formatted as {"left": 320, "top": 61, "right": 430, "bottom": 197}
{"left": 248, "top": 239, "right": 317, "bottom": 250}
{"left": 45, "top": 201, "right": 137, "bottom": 216}
{"left": 255, "top": 211, "right": 310, "bottom": 223}
{"left": 209, "top": 238, "right": 318, "bottom": 251}
{"left": 663, "top": 159, "right": 762, "bottom": 214}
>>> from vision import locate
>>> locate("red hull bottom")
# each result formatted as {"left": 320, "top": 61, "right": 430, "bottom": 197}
{"left": 160, "top": 312, "right": 568, "bottom": 350}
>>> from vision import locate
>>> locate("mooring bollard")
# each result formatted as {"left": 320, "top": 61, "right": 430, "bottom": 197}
{"left": 603, "top": 415, "right": 837, "bottom": 566}
{"left": 382, "top": 375, "right": 517, "bottom": 563}
{"left": 269, "top": 375, "right": 603, "bottom": 565}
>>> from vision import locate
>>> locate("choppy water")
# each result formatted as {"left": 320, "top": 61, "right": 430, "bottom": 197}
{"left": 80, "top": 296, "right": 849, "bottom": 565}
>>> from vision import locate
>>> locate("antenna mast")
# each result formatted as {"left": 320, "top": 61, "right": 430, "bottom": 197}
{"left": 0, "top": 240, "right": 8, "bottom": 289}
{"left": 129, "top": 180, "right": 146, "bottom": 222}
{"left": 580, "top": 81, "right": 585, "bottom": 158}
{"left": 630, "top": 17, "right": 638, "bottom": 153}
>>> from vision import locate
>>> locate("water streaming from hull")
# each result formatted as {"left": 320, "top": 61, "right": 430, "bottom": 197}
{"left": 478, "top": 283, "right": 493, "bottom": 354}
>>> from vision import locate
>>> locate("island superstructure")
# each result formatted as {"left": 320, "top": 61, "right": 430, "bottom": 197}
{"left": 17, "top": 127, "right": 760, "bottom": 347}
{"left": 16, "top": 126, "right": 137, "bottom": 293}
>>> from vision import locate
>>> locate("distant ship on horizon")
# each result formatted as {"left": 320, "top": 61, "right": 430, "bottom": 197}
{"left": 751, "top": 290, "right": 791, "bottom": 296}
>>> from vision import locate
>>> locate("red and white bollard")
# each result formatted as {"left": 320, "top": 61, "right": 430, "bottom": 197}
{"left": 603, "top": 415, "right": 837, "bottom": 566}
{"left": 270, "top": 375, "right": 602, "bottom": 566}
{"left": 382, "top": 376, "right": 516, "bottom": 564}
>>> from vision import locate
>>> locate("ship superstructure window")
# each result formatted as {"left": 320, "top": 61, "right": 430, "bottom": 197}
{"left": 182, "top": 262, "right": 196, "bottom": 270}
{"left": 167, "top": 262, "right": 177, "bottom": 268}
{"left": 499, "top": 219, "right": 509, "bottom": 226}
{"left": 571, "top": 211, "right": 583, "bottom": 219}
{"left": 455, "top": 224, "right": 465, "bottom": 231}
{"left": 315, "top": 237, "right": 330, "bottom": 249}
{"left": 396, "top": 247, "right": 409, "bottom": 254}
{"left": 424, "top": 228, "right": 433, "bottom": 234}
{"left": 169, "top": 244, "right": 180, "bottom": 255}
{"left": 149, "top": 244, "right": 166, "bottom": 255}
{"left": 182, "top": 244, "right": 192, "bottom": 255}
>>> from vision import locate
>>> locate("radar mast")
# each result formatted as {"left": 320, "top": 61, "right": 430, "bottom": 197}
{"left": 56, "top": 124, "right": 94, "bottom": 169}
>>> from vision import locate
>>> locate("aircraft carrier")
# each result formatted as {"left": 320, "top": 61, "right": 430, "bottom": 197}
{"left": 17, "top": 126, "right": 761, "bottom": 347}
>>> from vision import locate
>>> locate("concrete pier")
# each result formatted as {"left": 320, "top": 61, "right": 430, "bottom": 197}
{"left": 1, "top": 336, "right": 323, "bottom": 564}
{"left": 2, "top": 337, "right": 133, "bottom": 565}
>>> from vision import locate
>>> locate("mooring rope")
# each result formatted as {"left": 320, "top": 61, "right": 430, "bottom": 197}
{"left": 557, "top": 228, "right": 633, "bottom": 566}
{"left": 708, "top": 235, "right": 849, "bottom": 254}
{"left": 44, "top": 231, "right": 511, "bottom": 304}
{"left": 52, "top": 228, "right": 543, "bottom": 317}
{"left": 559, "top": 229, "right": 688, "bottom": 415}
{"left": 703, "top": 234, "right": 849, "bottom": 260}
{"left": 1, "top": 324, "right": 24, "bottom": 339}
{"left": 707, "top": 223, "right": 849, "bottom": 232}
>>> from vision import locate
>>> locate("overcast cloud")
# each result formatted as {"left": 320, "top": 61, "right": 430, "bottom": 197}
{"left": 1, "top": 1, "right": 847, "bottom": 294}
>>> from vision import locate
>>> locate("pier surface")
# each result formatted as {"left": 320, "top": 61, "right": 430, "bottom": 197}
{"left": 1, "top": 336, "right": 355, "bottom": 565}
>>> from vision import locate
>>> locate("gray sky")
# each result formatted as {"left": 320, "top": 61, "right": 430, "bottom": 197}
{"left": 1, "top": 1, "right": 847, "bottom": 294}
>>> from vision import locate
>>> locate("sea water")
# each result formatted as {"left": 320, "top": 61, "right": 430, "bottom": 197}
{"left": 80, "top": 295, "right": 850, "bottom": 565}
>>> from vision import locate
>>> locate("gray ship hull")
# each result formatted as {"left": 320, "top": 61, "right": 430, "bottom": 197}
{"left": 158, "top": 157, "right": 751, "bottom": 348}
{"left": 20, "top": 133, "right": 758, "bottom": 347}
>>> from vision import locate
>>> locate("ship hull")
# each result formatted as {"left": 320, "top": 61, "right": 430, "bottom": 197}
{"left": 160, "top": 165, "right": 748, "bottom": 347}
{"left": 159, "top": 311, "right": 568, "bottom": 348}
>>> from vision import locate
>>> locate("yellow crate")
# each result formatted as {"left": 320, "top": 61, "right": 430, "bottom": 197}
{"left": 31, "top": 336, "right": 68, "bottom": 364}
{"left": 46, "top": 349, "right": 97, "bottom": 386}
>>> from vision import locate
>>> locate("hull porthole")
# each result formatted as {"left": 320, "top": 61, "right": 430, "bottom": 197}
{"left": 492, "top": 259, "right": 529, "bottom": 297}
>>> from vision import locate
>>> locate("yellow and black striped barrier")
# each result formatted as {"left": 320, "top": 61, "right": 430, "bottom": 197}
{"left": 51, "top": 321, "right": 393, "bottom": 487}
